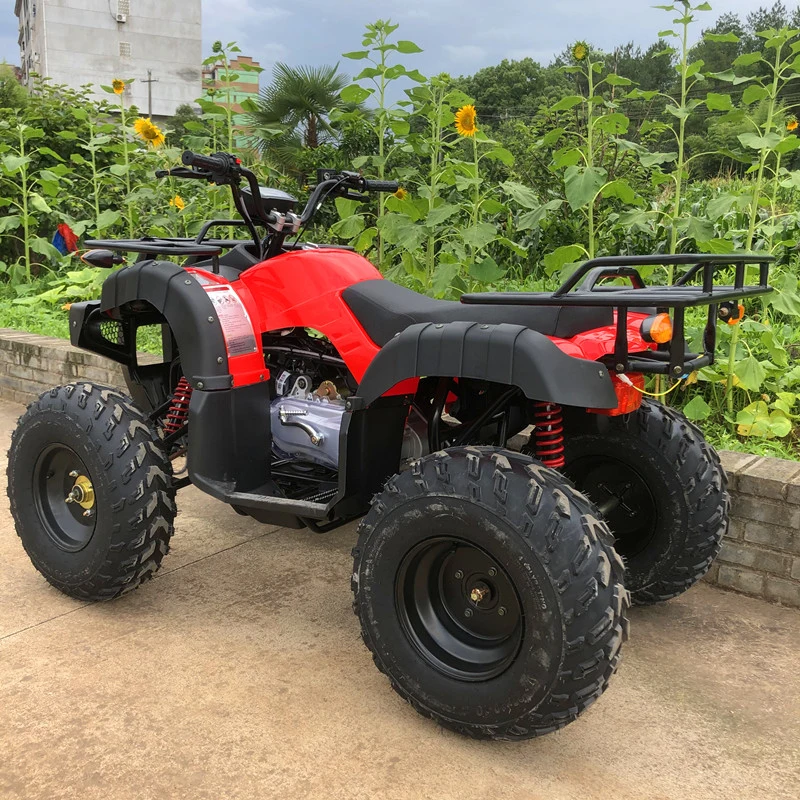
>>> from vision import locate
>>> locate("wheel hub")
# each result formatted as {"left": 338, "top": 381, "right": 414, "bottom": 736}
{"left": 396, "top": 537, "right": 523, "bottom": 681}
{"left": 65, "top": 474, "right": 95, "bottom": 511}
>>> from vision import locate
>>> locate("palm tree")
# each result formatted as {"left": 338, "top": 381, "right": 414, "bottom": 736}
{"left": 249, "top": 63, "right": 350, "bottom": 172}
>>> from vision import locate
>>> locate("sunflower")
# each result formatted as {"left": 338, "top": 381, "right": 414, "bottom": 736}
{"left": 788, "top": 118, "right": 798, "bottom": 132}
{"left": 112, "top": 78, "right": 126, "bottom": 95}
{"left": 393, "top": 187, "right": 408, "bottom": 200}
{"left": 455, "top": 104, "right": 478, "bottom": 138}
{"left": 572, "top": 41, "right": 589, "bottom": 62}
{"left": 169, "top": 195, "right": 186, "bottom": 211}
{"left": 133, "top": 117, "right": 165, "bottom": 148}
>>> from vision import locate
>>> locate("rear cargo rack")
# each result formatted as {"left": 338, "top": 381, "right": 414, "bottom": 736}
{"left": 461, "top": 254, "right": 774, "bottom": 377}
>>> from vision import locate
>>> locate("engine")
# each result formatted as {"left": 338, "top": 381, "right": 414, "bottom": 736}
{"left": 264, "top": 329, "right": 428, "bottom": 470}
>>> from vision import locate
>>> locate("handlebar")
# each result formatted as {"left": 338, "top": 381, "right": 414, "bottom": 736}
{"left": 362, "top": 179, "right": 400, "bottom": 193}
{"left": 182, "top": 151, "right": 232, "bottom": 174}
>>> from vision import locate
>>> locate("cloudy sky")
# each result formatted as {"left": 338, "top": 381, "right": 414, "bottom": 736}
{"left": 0, "top": 1, "right": 775, "bottom": 81}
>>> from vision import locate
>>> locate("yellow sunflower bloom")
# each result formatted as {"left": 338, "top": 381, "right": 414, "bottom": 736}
{"left": 169, "top": 195, "right": 186, "bottom": 211}
{"left": 572, "top": 41, "right": 589, "bottom": 62}
{"left": 393, "top": 187, "right": 409, "bottom": 200}
{"left": 788, "top": 119, "right": 798, "bottom": 132}
{"left": 112, "top": 78, "right": 126, "bottom": 95}
{"left": 455, "top": 104, "right": 478, "bottom": 138}
{"left": 133, "top": 117, "right": 165, "bottom": 148}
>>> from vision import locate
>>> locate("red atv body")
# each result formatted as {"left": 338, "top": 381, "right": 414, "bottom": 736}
{"left": 7, "top": 152, "right": 773, "bottom": 742}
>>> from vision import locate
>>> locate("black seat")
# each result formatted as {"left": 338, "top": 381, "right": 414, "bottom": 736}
{"left": 342, "top": 279, "right": 613, "bottom": 346}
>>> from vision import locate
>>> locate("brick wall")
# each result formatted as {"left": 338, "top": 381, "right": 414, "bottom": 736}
{"left": 708, "top": 452, "right": 800, "bottom": 607}
{"left": 1, "top": 328, "right": 798, "bottom": 608}
{"left": 0, "top": 329, "right": 127, "bottom": 404}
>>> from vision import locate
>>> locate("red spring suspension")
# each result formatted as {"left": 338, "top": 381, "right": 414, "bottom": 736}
{"left": 532, "top": 402, "right": 565, "bottom": 469}
{"left": 163, "top": 377, "right": 193, "bottom": 435}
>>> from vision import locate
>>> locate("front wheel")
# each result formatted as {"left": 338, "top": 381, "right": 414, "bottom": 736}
{"left": 7, "top": 384, "right": 176, "bottom": 601}
{"left": 563, "top": 399, "right": 729, "bottom": 605}
{"left": 352, "top": 447, "right": 628, "bottom": 741}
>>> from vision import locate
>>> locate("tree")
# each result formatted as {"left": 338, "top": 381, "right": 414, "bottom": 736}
{"left": 0, "top": 64, "right": 28, "bottom": 111}
{"left": 164, "top": 103, "right": 200, "bottom": 146}
{"left": 250, "top": 63, "right": 351, "bottom": 172}
{"left": 607, "top": 40, "right": 675, "bottom": 93}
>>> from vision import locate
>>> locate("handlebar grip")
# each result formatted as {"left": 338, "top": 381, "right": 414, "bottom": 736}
{"left": 363, "top": 179, "right": 400, "bottom": 193}
{"left": 182, "top": 150, "right": 228, "bottom": 173}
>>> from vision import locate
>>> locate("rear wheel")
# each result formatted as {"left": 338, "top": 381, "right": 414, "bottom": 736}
{"left": 564, "top": 399, "right": 728, "bottom": 604}
{"left": 7, "top": 383, "right": 176, "bottom": 601}
{"left": 352, "top": 446, "right": 628, "bottom": 741}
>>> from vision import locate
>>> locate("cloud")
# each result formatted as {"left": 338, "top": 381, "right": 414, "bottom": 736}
{"left": 443, "top": 44, "right": 487, "bottom": 63}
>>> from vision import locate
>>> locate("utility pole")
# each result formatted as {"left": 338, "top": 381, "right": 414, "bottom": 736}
{"left": 142, "top": 70, "right": 159, "bottom": 117}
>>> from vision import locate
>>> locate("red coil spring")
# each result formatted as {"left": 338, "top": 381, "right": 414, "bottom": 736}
{"left": 532, "top": 402, "right": 565, "bottom": 469}
{"left": 163, "top": 377, "right": 193, "bottom": 435}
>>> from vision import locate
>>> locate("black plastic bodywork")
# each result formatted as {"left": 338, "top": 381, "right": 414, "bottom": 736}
{"left": 356, "top": 321, "right": 618, "bottom": 409}
{"left": 97, "top": 260, "right": 232, "bottom": 391}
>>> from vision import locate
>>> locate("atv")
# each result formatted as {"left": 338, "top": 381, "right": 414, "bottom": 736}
{"left": 7, "top": 151, "right": 773, "bottom": 741}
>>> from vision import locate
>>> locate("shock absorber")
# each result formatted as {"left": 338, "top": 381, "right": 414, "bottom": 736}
{"left": 163, "top": 377, "right": 193, "bottom": 435}
{"left": 532, "top": 402, "right": 565, "bottom": 469}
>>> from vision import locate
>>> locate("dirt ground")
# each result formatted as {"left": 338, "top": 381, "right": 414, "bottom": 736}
{"left": 0, "top": 399, "right": 798, "bottom": 800}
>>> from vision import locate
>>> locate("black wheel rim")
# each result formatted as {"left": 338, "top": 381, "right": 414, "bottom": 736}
{"left": 33, "top": 444, "right": 97, "bottom": 553}
{"left": 395, "top": 537, "right": 523, "bottom": 682}
{"left": 566, "top": 456, "right": 657, "bottom": 559}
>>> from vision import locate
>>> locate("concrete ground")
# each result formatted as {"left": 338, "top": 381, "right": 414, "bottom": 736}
{"left": 0, "top": 400, "right": 798, "bottom": 800}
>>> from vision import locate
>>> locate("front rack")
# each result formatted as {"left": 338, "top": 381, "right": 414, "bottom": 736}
{"left": 462, "top": 254, "right": 774, "bottom": 377}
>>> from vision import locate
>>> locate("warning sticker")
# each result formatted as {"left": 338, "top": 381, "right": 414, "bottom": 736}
{"left": 204, "top": 286, "right": 258, "bottom": 357}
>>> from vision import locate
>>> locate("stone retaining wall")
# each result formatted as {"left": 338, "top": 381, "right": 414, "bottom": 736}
{"left": 1, "top": 328, "right": 798, "bottom": 608}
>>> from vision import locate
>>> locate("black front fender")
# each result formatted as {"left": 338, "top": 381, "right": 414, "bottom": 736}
{"left": 356, "top": 322, "right": 618, "bottom": 409}
{"left": 72, "top": 260, "right": 233, "bottom": 391}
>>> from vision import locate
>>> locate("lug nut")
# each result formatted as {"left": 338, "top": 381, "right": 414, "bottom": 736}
{"left": 454, "top": 570, "right": 464, "bottom": 580}
{"left": 488, "top": 567, "right": 497, "bottom": 577}
{"left": 69, "top": 471, "right": 79, "bottom": 478}
{"left": 498, "top": 607, "right": 507, "bottom": 616}
{"left": 464, "top": 608, "right": 473, "bottom": 618}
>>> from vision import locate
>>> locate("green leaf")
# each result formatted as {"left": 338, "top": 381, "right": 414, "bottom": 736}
{"left": 706, "top": 92, "right": 735, "bottom": 111}
{"left": 685, "top": 60, "right": 705, "bottom": 78}
{"left": 500, "top": 180, "right": 540, "bottom": 210}
{"left": 2, "top": 155, "right": 30, "bottom": 173}
{"left": 550, "top": 95, "right": 584, "bottom": 112}
{"left": 461, "top": 222, "right": 498, "bottom": 251}
{"left": 734, "top": 52, "right": 763, "bottom": 67}
{"left": 109, "top": 164, "right": 129, "bottom": 177}
{"left": 29, "top": 193, "right": 52, "bottom": 214}
{"left": 425, "top": 203, "right": 460, "bottom": 228}
{"left": 341, "top": 84, "right": 373, "bottom": 104}
{"left": 742, "top": 84, "right": 768, "bottom": 105}
{"left": 543, "top": 244, "right": 585, "bottom": 276}
{"left": 377, "top": 213, "right": 426, "bottom": 252}
{"left": 38, "top": 147, "right": 65, "bottom": 162}
{"left": 56, "top": 130, "right": 79, "bottom": 140}
{"left": 29, "top": 237, "right": 62, "bottom": 260}
{"left": 95, "top": 209, "right": 122, "bottom": 230}
{"left": 769, "top": 272, "right": 800, "bottom": 317}
{"left": 331, "top": 214, "right": 366, "bottom": 239}
{"left": 481, "top": 198, "right": 507, "bottom": 215}
{"left": 518, "top": 200, "right": 562, "bottom": 231}
{"left": 353, "top": 226, "right": 378, "bottom": 254}
{"left": 696, "top": 238, "right": 735, "bottom": 254}
{"left": 564, "top": 165, "right": 608, "bottom": 211}
{"left": 738, "top": 131, "right": 782, "bottom": 150}
{"left": 552, "top": 147, "right": 582, "bottom": 168}
{"left": 431, "top": 261, "right": 459, "bottom": 298}
{"left": 604, "top": 74, "right": 634, "bottom": 86}
{"left": 601, "top": 179, "right": 636, "bottom": 204}
{"left": 734, "top": 356, "right": 766, "bottom": 392}
{"left": 469, "top": 256, "right": 506, "bottom": 284}
{"left": 396, "top": 40, "right": 423, "bottom": 54}
{"left": 593, "top": 113, "right": 630, "bottom": 134}
{"left": 706, "top": 193, "right": 738, "bottom": 219}
{"left": 686, "top": 216, "right": 715, "bottom": 243}
{"left": 342, "top": 51, "right": 369, "bottom": 59}
{"left": 776, "top": 136, "right": 800, "bottom": 155}
{"left": 683, "top": 395, "right": 712, "bottom": 421}
{"left": 705, "top": 32, "right": 740, "bottom": 43}
{"left": 482, "top": 147, "right": 514, "bottom": 166}
{"left": 640, "top": 151, "right": 678, "bottom": 168}
{"left": 0, "top": 215, "right": 21, "bottom": 234}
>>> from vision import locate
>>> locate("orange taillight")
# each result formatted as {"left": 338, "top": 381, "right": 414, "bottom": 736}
{"left": 641, "top": 313, "right": 673, "bottom": 344}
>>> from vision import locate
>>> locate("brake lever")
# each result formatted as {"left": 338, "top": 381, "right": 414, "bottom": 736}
{"left": 342, "top": 191, "right": 369, "bottom": 202}
{"left": 155, "top": 167, "right": 212, "bottom": 180}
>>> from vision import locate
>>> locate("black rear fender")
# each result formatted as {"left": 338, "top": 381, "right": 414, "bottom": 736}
{"left": 355, "top": 322, "right": 618, "bottom": 409}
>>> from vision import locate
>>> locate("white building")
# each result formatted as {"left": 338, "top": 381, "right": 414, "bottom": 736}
{"left": 14, "top": 0, "right": 202, "bottom": 117}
